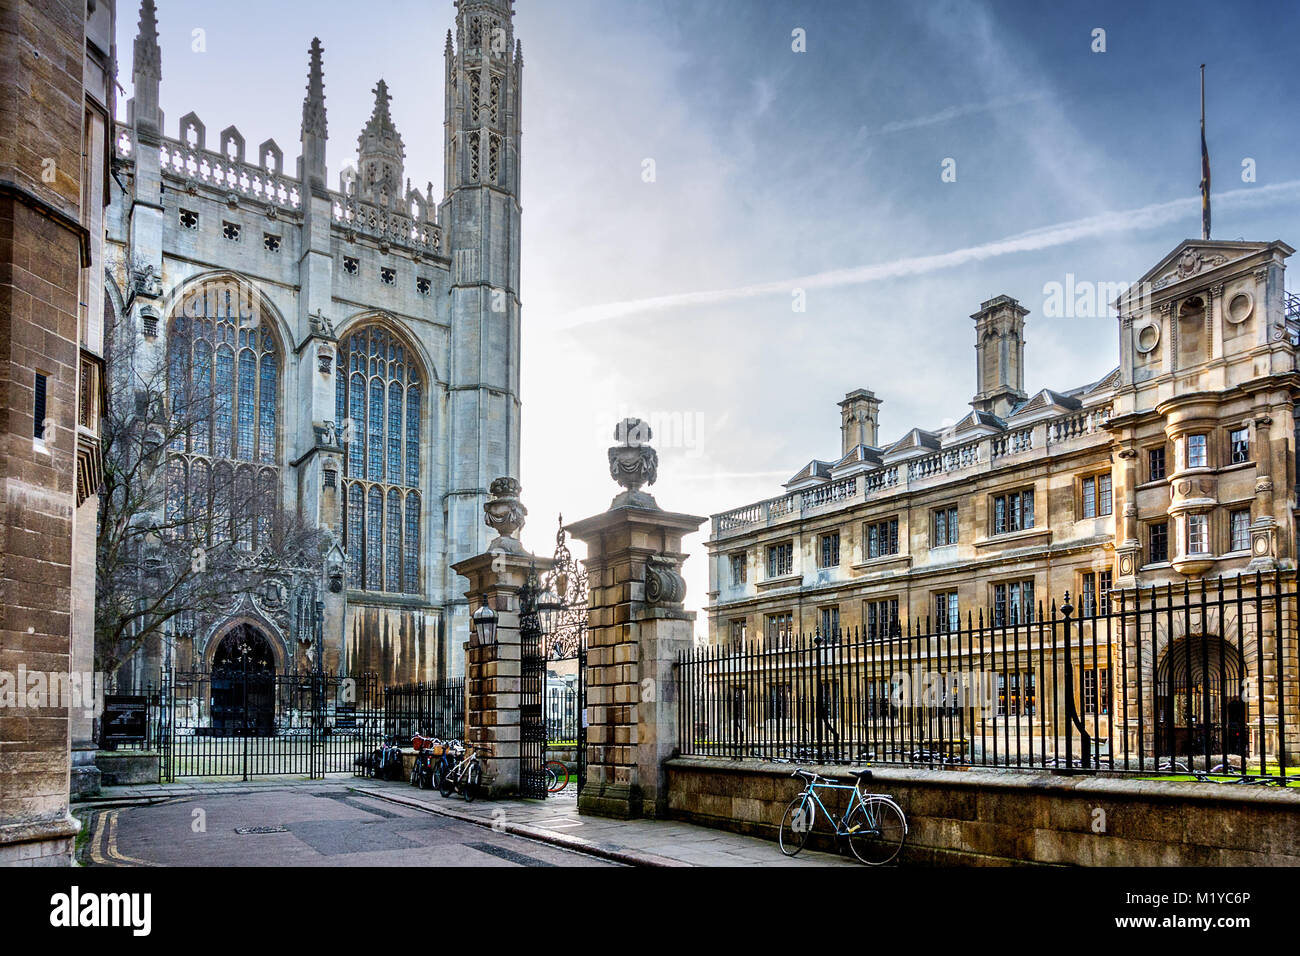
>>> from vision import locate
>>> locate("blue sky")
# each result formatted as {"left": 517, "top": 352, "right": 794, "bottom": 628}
{"left": 118, "top": 0, "right": 1300, "bottom": 628}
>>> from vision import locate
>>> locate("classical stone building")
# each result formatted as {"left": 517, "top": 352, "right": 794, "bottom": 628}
{"left": 705, "top": 239, "right": 1300, "bottom": 759}
{"left": 0, "top": 0, "right": 115, "bottom": 864}
{"left": 107, "top": 0, "right": 523, "bottom": 686}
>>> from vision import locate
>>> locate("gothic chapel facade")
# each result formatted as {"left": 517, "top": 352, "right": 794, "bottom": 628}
{"left": 107, "top": 0, "right": 523, "bottom": 685}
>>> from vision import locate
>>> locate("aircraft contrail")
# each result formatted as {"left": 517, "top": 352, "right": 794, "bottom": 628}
{"left": 561, "top": 180, "right": 1300, "bottom": 328}
{"left": 870, "top": 92, "right": 1048, "bottom": 137}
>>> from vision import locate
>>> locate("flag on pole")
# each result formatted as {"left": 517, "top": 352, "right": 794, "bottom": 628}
{"left": 1200, "top": 64, "right": 1211, "bottom": 240}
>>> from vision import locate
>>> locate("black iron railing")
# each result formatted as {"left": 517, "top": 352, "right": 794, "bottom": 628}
{"left": 383, "top": 678, "right": 465, "bottom": 744}
{"left": 678, "top": 571, "right": 1299, "bottom": 781}
{"left": 546, "top": 686, "right": 580, "bottom": 745}
{"left": 160, "top": 669, "right": 383, "bottom": 781}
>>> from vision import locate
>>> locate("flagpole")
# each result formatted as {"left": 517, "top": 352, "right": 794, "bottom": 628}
{"left": 1200, "top": 64, "right": 1211, "bottom": 240}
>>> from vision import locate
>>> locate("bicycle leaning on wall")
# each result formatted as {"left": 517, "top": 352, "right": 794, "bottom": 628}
{"left": 778, "top": 768, "right": 908, "bottom": 865}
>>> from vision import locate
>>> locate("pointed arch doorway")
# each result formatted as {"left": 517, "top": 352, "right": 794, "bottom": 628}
{"left": 210, "top": 624, "right": 277, "bottom": 736}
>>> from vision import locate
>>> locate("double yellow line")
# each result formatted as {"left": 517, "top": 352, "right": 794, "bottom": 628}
{"left": 87, "top": 808, "right": 160, "bottom": 867}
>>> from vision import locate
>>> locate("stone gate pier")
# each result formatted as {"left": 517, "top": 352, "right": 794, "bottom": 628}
{"left": 568, "top": 420, "right": 704, "bottom": 819}
{"left": 452, "top": 477, "right": 551, "bottom": 799}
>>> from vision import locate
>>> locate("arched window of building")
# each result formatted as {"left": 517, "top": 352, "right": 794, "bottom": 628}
{"left": 335, "top": 322, "right": 424, "bottom": 593}
{"left": 166, "top": 277, "right": 281, "bottom": 551}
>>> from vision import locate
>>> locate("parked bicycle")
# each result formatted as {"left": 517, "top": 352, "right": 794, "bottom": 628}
{"left": 434, "top": 739, "right": 464, "bottom": 791}
{"left": 410, "top": 733, "right": 444, "bottom": 789}
{"left": 365, "top": 735, "right": 405, "bottom": 781}
{"left": 778, "top": 768, "right": 908, "bottom": 865}
{"left": 545, "top": 759, "right": 569, "bottom": 793}
{"left": 438, "top": 743, "right": 482, "bottom": 801}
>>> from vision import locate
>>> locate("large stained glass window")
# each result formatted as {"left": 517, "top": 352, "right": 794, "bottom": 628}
{"left": 166, "top": 278, "right": 281, "bottom": 550}
{"left": 336, "top": 323, "right": 423, "bottom": 593}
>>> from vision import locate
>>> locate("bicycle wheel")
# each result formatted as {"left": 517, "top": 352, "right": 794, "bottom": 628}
{"left": 438, "top": 764, "right": 455, "bottom": 798}
{"left": 846, "top": 796, "right": 907, "bottom": 866}
{"left": 464, "top": 762, "right": 482, "bottom": 802}
{"left": 778, "top": 794, "right": 814, "bottom": 857}
{"left": 545, "top": 760, "right": 569, "bottom": 793}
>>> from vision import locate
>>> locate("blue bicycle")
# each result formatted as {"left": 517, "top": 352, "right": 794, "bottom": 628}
{"left": 778, "top": 768, "right": 908, "bottom": 865}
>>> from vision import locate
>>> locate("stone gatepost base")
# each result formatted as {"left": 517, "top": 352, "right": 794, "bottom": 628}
{"left": 0, "top": 815, "right": 79, "bottom": 866}
{"left": 453, "top": 545, "right": 552, "bottom": 800}
{"left": 569, "top": 503, "right": 704, "bottom": 821}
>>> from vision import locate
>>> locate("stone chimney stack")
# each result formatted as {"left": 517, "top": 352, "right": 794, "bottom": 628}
{"left": 970, "top": 295, "right": 1028, "bottom": 418}
{"left": 839, "top": 388, "right": 881, "bottom": 455}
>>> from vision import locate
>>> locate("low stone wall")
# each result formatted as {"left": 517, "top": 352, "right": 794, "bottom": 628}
{"left": 665, "top": 757, "right": 1300, "bottom": 866}
{"left": 95, "top": 751, "right": 160, "bottom": 787}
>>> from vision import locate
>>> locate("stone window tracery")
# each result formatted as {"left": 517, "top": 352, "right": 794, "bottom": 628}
{"left": 336, "top": 324, "right": 424, "bottom": 593}
{"left": 165, "top": 278, "right": 280, "bottom": 550}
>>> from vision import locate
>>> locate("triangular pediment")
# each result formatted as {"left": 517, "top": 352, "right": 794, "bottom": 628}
{"left": 784, "top": 459, "right": 833, "bottom": 489}
{"left": 882, "top": 428, "right": 941, "bottom": 458}
{"left": 1128, "top": 240, "right": 1288, "bottom": 302}
{"left": 830, "top": 444, "right": 883, "bottom": 476}
{"left": 1008, "top": 388, "right": 1081, "bottom": 422}
{"left": 952, "top": 409, "right": 1005, "bottom": 436}
{"left": 1081, "top": 366, "right": 1121, "bottom": 397}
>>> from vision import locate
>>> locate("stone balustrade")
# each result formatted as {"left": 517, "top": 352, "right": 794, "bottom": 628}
{"left": 117, "top": 127, "right": 303, "bottom": 211}
{"left": 711, "top": 404, "right": 1113, "bottom": 539}
{"left": 115, "top": 124, "right": 444, "bottom": 255}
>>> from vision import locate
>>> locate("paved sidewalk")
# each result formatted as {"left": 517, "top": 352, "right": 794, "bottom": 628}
{"left": 350, "top": 779, "right": 856, "bottom": 867}
{"left": 80, "top": 775, "right": 342, "bottom": 804}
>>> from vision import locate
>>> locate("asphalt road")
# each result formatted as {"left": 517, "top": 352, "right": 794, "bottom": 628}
{"left": 82, "top": 785, "right": 615, "bottom": 867}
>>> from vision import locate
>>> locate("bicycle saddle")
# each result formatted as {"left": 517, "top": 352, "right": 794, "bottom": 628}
{"left": 849, "top": 768, "right": 873, "bottom": 779}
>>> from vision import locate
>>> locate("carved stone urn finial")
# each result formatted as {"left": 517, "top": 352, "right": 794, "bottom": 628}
{"left": 484, "top": 476, "right": 528, "bottom": 552}
{"left": 608, "top": 417, "right": 660, "bottom": 509}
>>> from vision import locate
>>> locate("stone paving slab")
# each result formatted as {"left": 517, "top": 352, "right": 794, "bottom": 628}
{"left": 350, "top": 779, "right": 858, "bottom": 867}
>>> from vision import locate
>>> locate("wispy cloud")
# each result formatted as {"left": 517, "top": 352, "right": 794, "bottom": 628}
{"left": 560, "top": 180, "right": 1300, "bottom": 327}
{"left": 867, "top": 91, "right": 1048, "bottom": 138}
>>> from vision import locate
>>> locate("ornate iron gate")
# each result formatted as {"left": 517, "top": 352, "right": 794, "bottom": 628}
{"left": 160, "top": 668, "right": 380, "bottom": 781}
{"left": 539, "top": 517, "right": 589, "bottom": 794}
{"left": 519, "top": 563, "right": 548, "bottom": 798}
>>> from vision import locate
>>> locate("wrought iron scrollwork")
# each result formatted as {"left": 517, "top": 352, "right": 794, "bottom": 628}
{"left": 541, "top": 515, "right": 588, "bottom": 661}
